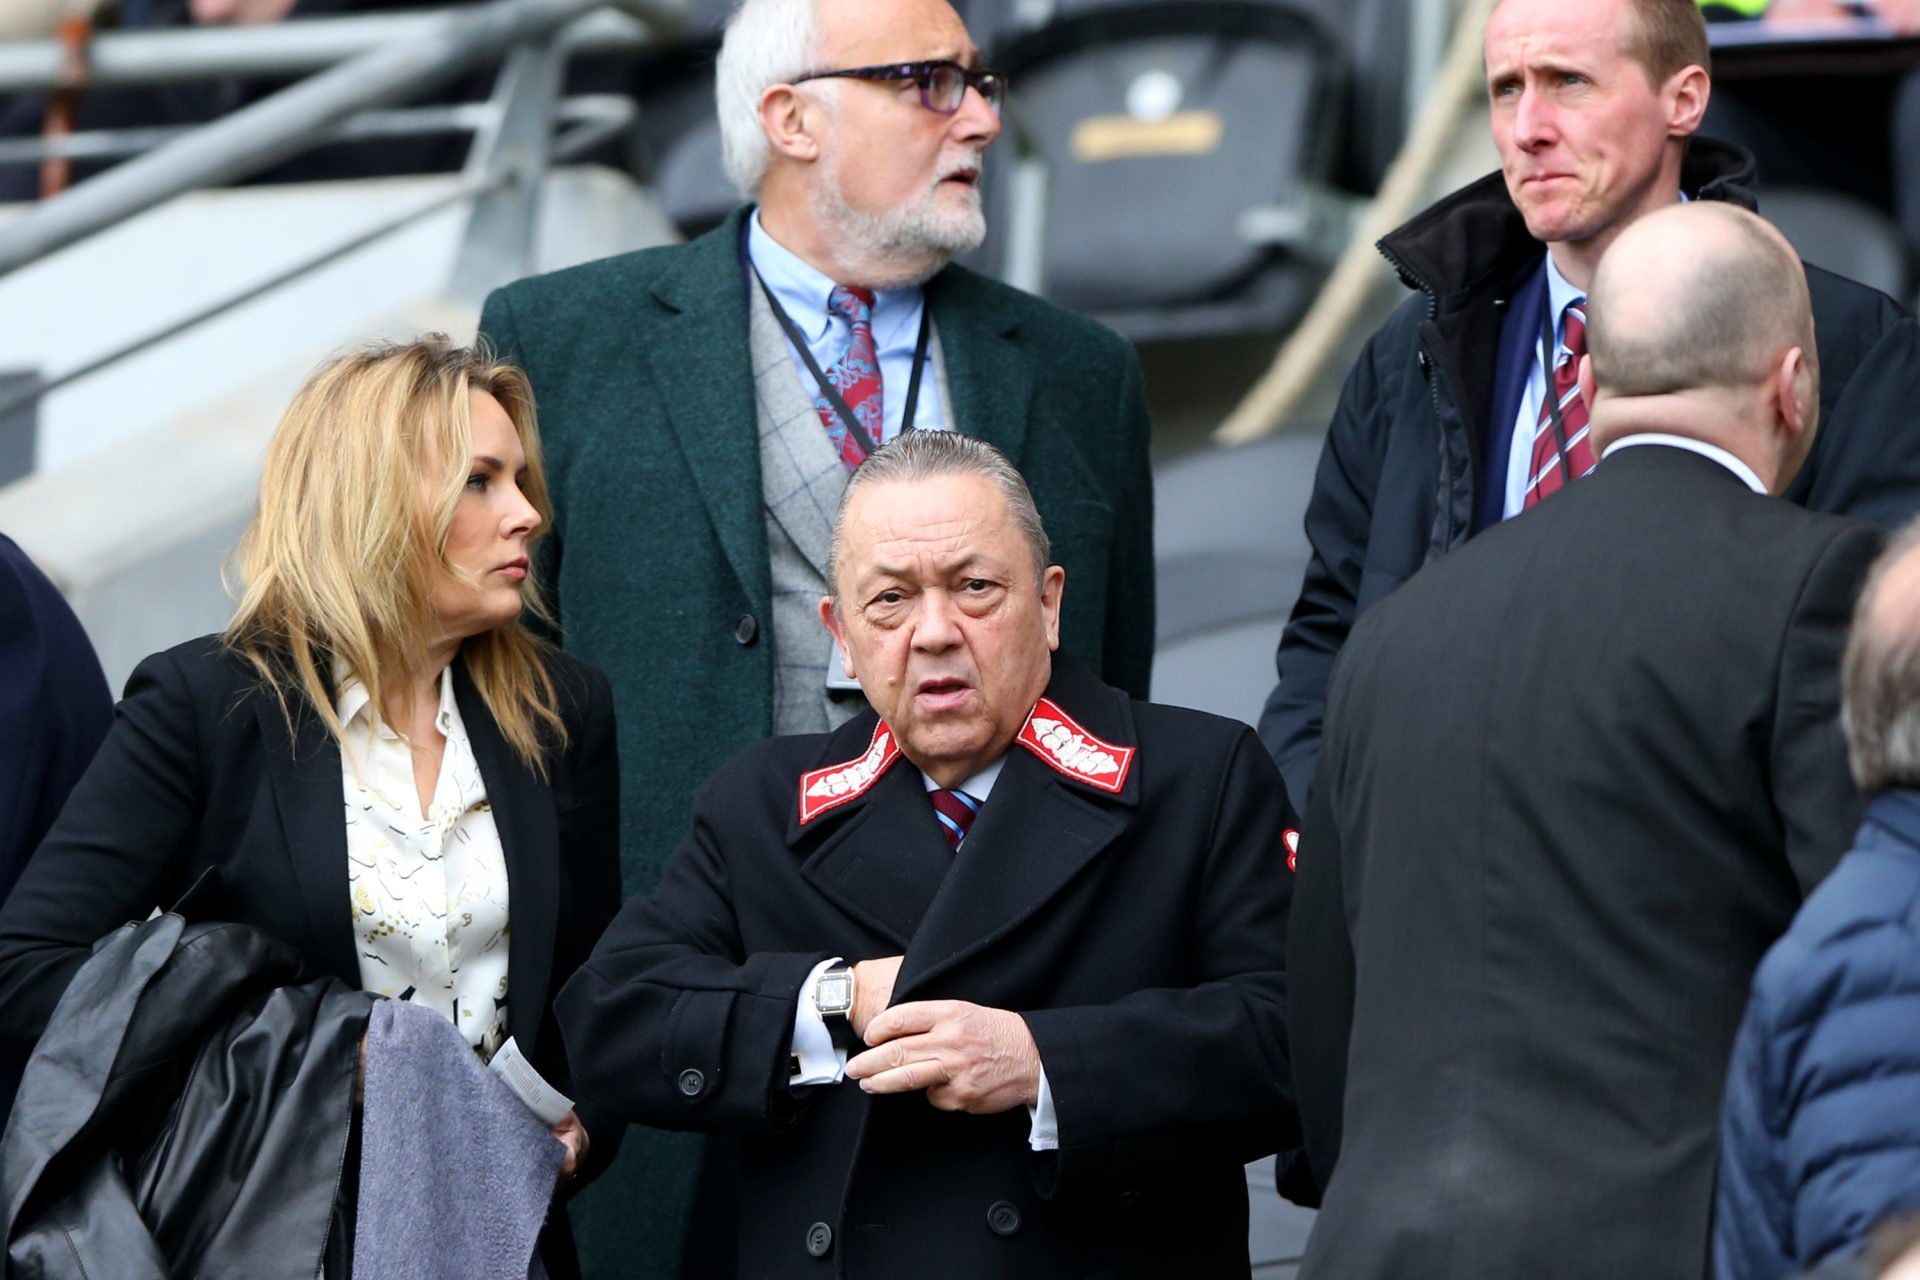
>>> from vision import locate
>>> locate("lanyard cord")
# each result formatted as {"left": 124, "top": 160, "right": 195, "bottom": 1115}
{"left": 751, "top": 265, "right": 933, "bottom": 458}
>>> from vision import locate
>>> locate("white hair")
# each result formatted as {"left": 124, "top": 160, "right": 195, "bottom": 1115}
{"left": 715, "top": 0, "right": 825, "bottom": 199}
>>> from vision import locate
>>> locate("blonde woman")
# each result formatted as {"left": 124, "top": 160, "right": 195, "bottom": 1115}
{"left": 0, "top": 337, "right": 621, "bottom": 1277}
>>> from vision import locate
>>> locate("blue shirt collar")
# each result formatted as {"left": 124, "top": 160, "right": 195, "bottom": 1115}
{"left": 746, "top": 209, "right": 923, "bottom": 347}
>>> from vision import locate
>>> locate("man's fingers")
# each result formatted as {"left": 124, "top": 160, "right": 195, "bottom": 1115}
{"left": 862, "top": 999, "right": 964, "bottom": 1045}
{"left": 846, "top": 1031, "right": 936, "bottom": 1079}
{"left": 856, "top": 1057, "right": 950, "bottom": 1095}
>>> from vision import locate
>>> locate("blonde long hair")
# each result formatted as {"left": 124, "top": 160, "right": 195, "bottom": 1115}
{"left": 224, "top": 336, "right": 566, "bottom": 771}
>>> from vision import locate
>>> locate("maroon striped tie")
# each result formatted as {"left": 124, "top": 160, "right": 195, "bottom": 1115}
{"left": 1524, "top": 302, "right": 1596, "bottom": 508}
{"left": 929, "top": 789, "right": 980, "bottom": 850}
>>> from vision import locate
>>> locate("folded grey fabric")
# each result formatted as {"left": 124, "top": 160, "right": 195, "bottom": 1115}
{"left": 354, "top": 999, "right": 563, "bottom": 1280}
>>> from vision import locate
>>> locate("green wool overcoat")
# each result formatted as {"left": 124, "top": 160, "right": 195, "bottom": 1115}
{"left": 478, "top": 206, "right": 1155, "bottom": 1278}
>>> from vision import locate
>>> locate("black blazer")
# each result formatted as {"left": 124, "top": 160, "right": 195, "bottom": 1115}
{"left": 557, "top": 656, "right": 1298, "bottom": 1280}
{"left": 0, "top": 636, "right": 624, "bottom": 1263}
{"left": 1289, "top": 445, "right": 1884, "bottom": 1280}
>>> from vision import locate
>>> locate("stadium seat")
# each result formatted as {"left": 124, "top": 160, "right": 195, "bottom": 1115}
{"left": 1151, "top": 430, "right": 1322, "bottom": 725}
{"left": 969, "top": 0, "right": 1355, "bottom": 342}
{"left": 1763, "top": 186, "right": 1915, "bottom": 302}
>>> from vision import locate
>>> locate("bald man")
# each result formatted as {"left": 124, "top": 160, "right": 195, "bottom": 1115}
{"left": 1288, "top": 202, "right": 1885, "bottom": 1280}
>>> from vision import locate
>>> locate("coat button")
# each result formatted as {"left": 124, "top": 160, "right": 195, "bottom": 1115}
{"left": 1116, "top": 1189, "right": 1142, "bottom": 1208}
{"left": 986, "top": 1201, "right": 1021, "bottom": 1237}
{"left": 805, "top": 1222, "right": 833, "bottom": 1257}
{"left": 734, "top": 614, "right": 758, "bottom": 645}
{"left": 677, "top": 1068, "right": 705, "bottom": 1097}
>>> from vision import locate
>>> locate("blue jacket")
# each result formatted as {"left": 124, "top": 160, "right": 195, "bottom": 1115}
{"left": 1717, "top": 789, "right": 1920, "bottom": 1279}
{"left": 0, "top": 533, "right": 109, "bottom": 902}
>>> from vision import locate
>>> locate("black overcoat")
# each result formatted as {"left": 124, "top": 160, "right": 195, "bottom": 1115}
{"left": 558, "top": 657, "right": 1298, "bottom": 1280}
{"left": 1290, "top": 445, "right": 1884, "bottom": 1279}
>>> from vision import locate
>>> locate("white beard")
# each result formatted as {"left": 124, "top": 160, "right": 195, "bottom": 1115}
{"left": 810, "top": 147, "right": 988, "bottom": 289}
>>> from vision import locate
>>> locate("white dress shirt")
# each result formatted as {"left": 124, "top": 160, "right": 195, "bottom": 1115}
{"left": 338, "top": 663, "right": 511, "bottom": 1057}
{"left": 747, "top": 210, "right": 949, "bottom": 440}
{"left": 788, "top": 753, "right": 1061, "bottom": 1151}
{"left": 1503, "top": 250, "right": 1589, "bottom": 520}
{"left": 1600, "top": 432, "right": 1769, "bottom": 494}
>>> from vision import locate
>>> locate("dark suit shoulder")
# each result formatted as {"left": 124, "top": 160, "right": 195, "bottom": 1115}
{"left": 1806, "top": 262, "right": 1911, "bottom": 363}
{"left": 490, "top": 239, "right": 692, "bottom": 318}
{"left": 538, "top": 644, "right": 613, "bottom": 712}
{"left": 933, "top": 264, "right": 1136, "bottom": 367}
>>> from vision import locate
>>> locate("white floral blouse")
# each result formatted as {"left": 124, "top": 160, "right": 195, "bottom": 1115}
{"left": 337, "top": 663, "right": 510, "bottom": 1057}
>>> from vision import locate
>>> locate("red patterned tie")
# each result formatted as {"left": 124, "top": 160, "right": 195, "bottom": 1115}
{"left": 929, "top": 789, "right": 980, "bottom": 850}
{"left": 1523, "top": 301, "right": 1595, "bottom": 508}
{"left": 820, "top": 285, "right": 883, "bottom": 473}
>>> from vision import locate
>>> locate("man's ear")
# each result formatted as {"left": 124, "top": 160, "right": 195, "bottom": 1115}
{"left": 1776, "top": 345, "right": 1813, "bottom": 438}
{"left": 1576, "top": 352, "right": 1597, "bottom": 413}
{"left": 818, "top": 595, "right": 855, "bottom": 678}
{"left": 1665, "top": 63, "right": 1710, "bottom": 139}
{"left": 761, "top": 84, "right": 823, "bottom": 164}
{"left": 1039, "top": 565, "right": 1066, "bottom": 652}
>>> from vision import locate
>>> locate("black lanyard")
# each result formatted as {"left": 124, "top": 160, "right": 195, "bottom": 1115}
{"left": 1536, "top": 289, "right": 1576, "bottom": 487}
{"left": 752, "top": 265, "right": 932, "bottom": 459}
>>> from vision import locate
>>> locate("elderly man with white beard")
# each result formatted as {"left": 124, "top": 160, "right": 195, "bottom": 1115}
{"left": 477, "top": 0, "right": 1156, "bottom": 1272}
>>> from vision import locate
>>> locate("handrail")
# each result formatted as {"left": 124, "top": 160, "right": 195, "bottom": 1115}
{"left": 0, "top": 0, "right": 688, "bottom": 278}
{"left": 0, "top": 97, "right": 635, "bottom": 429}
{"left": 0, "top": 7, "right": 657, "bottom": 92}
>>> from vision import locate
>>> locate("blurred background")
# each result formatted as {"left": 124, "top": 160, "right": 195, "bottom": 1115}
{"left": 0, "top": 3, "right": 1913, "bottom": 1269}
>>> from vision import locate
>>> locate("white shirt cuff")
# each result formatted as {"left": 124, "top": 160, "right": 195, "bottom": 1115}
{"left": 789, "top": 957, "right": 848, "bottom": 1085}
{"left": 1026, "top": 1064, "right": 1058, "bottom": 1151}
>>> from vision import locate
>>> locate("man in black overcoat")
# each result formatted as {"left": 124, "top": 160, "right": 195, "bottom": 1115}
{"left": 1289, "top": 202, "right": 1884, "bottom": 1279}
{"left": 558, "top": 432, "right": 1296, "bottom": 1280}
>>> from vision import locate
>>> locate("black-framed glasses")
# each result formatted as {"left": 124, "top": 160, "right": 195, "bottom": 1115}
{"left": 791, "top": 60, "right": 1006, "bottom": 115}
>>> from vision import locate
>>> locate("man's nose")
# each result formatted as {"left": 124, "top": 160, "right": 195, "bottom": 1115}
{"left": 1513, "top": 85, "right": 1556, "bottom": 149}
{"left": 911, "top": 592, "right": 964, "bottom": 651}
{"left": 953, "top": 82, "right": 1002, "bottom": 148}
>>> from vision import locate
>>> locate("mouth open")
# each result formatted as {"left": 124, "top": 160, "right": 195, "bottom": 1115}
{"left": 915, "top": 676, "right": 974, "bottom": 711}
{"left": 940, "top": 167, "right": 981, "bottom": 188}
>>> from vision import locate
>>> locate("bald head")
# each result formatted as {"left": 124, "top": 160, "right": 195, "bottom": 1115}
{"left": 1587, "top": 202, "right": 1814, "bottom": 400}
{"left": 1843, "top": 520, "right": 1920, "bottom": 793}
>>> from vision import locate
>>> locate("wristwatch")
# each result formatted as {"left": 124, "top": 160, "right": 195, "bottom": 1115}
{"left": 814, "top": 961, "right": 862, "bottom": 1051}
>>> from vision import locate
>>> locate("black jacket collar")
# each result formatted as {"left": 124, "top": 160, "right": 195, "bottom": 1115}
{"left": 1377, "top": 137, "right": 1761, "bottom": 308}
{"left": 783, "top": 654, "right": 1140, "bottom": 991}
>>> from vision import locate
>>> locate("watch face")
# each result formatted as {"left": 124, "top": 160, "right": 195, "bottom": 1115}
{"left": 817, "top": 970, "right": 855, "bottom": 1016}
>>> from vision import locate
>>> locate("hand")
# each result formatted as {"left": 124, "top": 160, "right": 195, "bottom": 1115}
{"left": 844, "top": 1000, "right": 1040, "bottom": 1115}
{"left": 849, "top": 955, "right": 902, "bottom": 1040}
{"left": 551, "top": 1110, "right": 589, "bottom": 1183}
{"left": 190, "top": 0, "right": 298, "bottom": 24}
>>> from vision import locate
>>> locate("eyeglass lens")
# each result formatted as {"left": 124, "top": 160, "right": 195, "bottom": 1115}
{"left": 926, "top": 64, "right": 1003, "bottom": 113}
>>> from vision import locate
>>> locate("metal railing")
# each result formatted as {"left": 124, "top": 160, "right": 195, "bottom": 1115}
{"left": 0, "top": 0, "right": 688, "bottom": 427}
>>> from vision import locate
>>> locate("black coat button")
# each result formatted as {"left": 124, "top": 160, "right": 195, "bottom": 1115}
{"left": 734, "top": 614, "right": 758, "bottom": 645}
{"left": 1116, "top": 1189, "right": 1142, "bottom": 1208}
{"left": 677, "top": 1068, "right": 705, "bottom": 1097}
{"left": 987, "top": 1201, "right": 1021, "bottom": 1237}
{"left": 805, "top": 1222, "right": 833, "bottom": 1257}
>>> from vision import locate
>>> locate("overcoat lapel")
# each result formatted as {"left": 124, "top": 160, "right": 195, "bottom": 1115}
{"left": 895, "top": 738, "right": 1132, "bottom": 1000}
{"left": 258, "top": 694, "right": 359, "bottom": 987}
{"left": 928, "top": 268, "right": 1035, "bottom": 469}
{"left": 792, "top": 759, "right": 953, "bottom": 951}
{"left": 646, "top": 208, "right": 769, "bottom": 611}
{"left": 454, "top": 664, "right": 558, "bottom": 1061}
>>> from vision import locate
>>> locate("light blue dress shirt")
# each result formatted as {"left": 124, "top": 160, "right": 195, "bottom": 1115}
{"left": 747, "top": 210, "right": 946, "bottom": 439}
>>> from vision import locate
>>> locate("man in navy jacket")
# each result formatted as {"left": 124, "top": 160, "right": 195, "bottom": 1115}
{"left": 0, "top": 532, "right": 108, "bottom": 904}
{"left": 1258, "top": 0, "right": 1920, "bottom": 814}
{"left": 1718, "top": 520, "right": 1920, "bottom": 1280}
